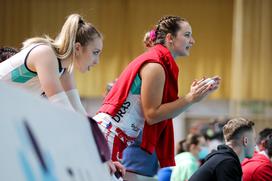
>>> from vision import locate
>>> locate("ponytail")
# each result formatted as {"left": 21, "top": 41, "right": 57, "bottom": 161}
{"left": 23, "top": 14, "right": 102, "bottom": 72}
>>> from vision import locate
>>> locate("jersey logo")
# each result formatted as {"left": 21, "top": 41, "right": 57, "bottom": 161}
{"left": 11, "top": 65, "right": 36, "bottom": 83}
{"left": 112, "top": 101, "right": 131, "bottom": 123}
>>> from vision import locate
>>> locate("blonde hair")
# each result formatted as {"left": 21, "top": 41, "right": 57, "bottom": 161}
{"left": 223, "top": 117, "right": 254, "bottom": 142}
{"left": 23, "top": 14, "right": 102, "bottom": 72}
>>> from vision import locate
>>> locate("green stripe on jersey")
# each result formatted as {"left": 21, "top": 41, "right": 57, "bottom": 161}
{"left": 130, "top": 74, "right": 142, "bottom": 95}
{"left": 11, "top": 65, "right": 37, "bottom": 83}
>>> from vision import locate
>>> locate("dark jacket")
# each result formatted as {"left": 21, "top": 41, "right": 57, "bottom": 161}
{"left": 189, "top": 144, "right": 242, "bottom": 181}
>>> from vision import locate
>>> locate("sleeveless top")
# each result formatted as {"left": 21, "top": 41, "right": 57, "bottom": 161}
{"left": 0, "top": 44, "right": 65, "bottom": 96}
{"left": 94, "top": 74, "right": 144, "bottom": 138}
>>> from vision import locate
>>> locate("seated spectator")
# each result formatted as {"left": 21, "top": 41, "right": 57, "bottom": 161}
{"left": 189, "top": 117, "right": 255, "bottom": 181}
{"left": 171, "top": 134, "right": 205, "bottom": 181}
{"left": 242, "top": 128, "right": 272, "bottom": 181}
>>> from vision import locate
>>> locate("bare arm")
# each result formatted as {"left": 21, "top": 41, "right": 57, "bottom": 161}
{"left": 27, "top": 45, "right": 73, "bottom": 110}
{"left": 28, "top": 45, "right": 65, "bottom": 97}
{"left": 60, "top": 70, "right": 87, "bottom": 115}
{"left": 140, "top": 63, "right": 220, "bottom": 125}
{"left": 59, "top": 70, "right": 76, "bottom": 91}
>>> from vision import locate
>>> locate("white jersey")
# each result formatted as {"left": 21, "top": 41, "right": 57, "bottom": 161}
{"left": 0, "top": 44, "right": 64, "bottom": 96}
{"left": 93, "top": 74, "right": 144, "bottom": 138}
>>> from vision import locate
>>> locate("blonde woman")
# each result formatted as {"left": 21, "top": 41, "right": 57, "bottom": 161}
{"left": 0, "top": 14, "right": 103, "bottom": 114}
{"left": 0, "top": 14, "right": 126, "bottom": 178}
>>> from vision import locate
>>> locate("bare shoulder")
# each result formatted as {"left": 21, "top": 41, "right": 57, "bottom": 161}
{"left": 27, "top": 44, "right": 58, "bottom": 71}
{"left": 140, "top": 62, "right": 165, "bottom": 78}
{"left": 29, "top": 44, "right": 56, "bottom": 60}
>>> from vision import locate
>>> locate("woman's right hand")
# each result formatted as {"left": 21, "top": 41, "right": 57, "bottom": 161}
{"left": 186, "top": 76, "right": 221, "bottom": 103}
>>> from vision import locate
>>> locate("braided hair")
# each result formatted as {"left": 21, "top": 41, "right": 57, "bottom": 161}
{"left": 144, "top": 16, "right": 186, "bottom": 48}
{"left": 0, "top": 47, "right": 18, "bottom": 63}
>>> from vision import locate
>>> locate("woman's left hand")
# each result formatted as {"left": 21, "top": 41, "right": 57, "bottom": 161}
{"left": 107, "top": 160, "right": 126, "bottom": 177}
{"left": 113, "top": 161, "right": 126, "bottom": 177}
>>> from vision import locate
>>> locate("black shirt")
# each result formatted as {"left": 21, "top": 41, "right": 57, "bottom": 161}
{"left": 189, "top": 144, "right": 242, "bottom": 181}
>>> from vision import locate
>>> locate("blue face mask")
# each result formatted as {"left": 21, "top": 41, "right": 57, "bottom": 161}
{"left": 255, "top": 145, "right": 260, "bottom": 152}
{"left": 198, "top": 146, "right": 209, "bottom": 160}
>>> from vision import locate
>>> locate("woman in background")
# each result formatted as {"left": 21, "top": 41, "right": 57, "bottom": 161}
{"left": 170, "top": 134, "right": 205, "bottom": 181}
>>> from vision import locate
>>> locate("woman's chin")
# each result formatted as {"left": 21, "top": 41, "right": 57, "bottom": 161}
{"left": 179, "top": 51, "right": 190, "bottom": 57}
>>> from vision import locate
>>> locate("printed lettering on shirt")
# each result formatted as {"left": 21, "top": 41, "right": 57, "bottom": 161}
{"left": 131, "top": 123, "right": 139, "bottom": 132}
{"left": 112, "top": 101, "right": 131, "bottom": 123}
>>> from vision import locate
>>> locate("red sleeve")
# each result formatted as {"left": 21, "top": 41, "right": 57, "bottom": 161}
{"left": 253, "top": 164, "right": 272, "bottom": 181}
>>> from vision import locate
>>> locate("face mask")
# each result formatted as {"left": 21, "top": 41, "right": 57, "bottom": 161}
{"left": 244, "top": 145, "right": 255, "bottom": 159}
{"left": 255, "top": 145, "right": 260, "bottom": 152}
{"left": 198, "top": 146, "right": 209, "bottom": 160}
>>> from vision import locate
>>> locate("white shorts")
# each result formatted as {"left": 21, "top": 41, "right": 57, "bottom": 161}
{"left": 93, "top": 113, "right": 137, "bottom": 162}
